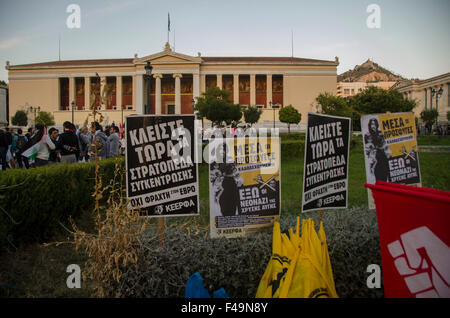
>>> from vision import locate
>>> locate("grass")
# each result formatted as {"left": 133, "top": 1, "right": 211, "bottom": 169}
{"left": 417, "top": 135, "right": 450, "bottom": 146}
{"left": 1, "top": 144, "right": 449, "bottom": 298}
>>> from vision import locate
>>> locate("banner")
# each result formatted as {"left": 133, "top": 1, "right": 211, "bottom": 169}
{"left": 209, "top": 137, "right": 280, "bottom": 238}
{"left": 302, "top": 113, "right": 351, "bottom": 212}
{"left": 125, "top": 115, "right": 199, "bottom": 217}
{"left": 361, "top": 112, "right": 421, "bottom": 209}
{"left": 366, "top": 181, "right": 450, "bottom": 298}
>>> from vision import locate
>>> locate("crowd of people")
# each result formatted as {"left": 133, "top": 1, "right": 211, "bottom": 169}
{"left": 0, "top": 121, "right": 124, "bottom": 170}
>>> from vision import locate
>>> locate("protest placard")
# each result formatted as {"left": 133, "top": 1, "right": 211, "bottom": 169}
{"left": 209, "top": 137, "right": 280, "bottom": 238}
{"left": 361, "top": 112, "right": 421, "bottom": 209}
{"left": 302, "top": 113, "right": 351, "bottom": 212}
{"left": 125, "top": 115, "right": 199, "bottom": 217}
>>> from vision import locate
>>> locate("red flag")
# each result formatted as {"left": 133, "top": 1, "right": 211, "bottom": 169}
{"left": 119, "top": 123, "right": 124, "bottom": 139}
{"left": 365, "top": 181, "right": 450, "bottom": 298}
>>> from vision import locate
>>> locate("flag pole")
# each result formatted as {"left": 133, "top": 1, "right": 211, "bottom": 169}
{"left": 167, "top": 13, "right": 170, "bottom": 44}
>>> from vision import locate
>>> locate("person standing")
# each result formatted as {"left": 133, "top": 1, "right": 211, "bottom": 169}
{"left": 22, "top": 124, "right": 56, "bottom": 167}
{"left": 59, "top": 121, "right": 79, "bottom": 164}
{"left": 4, "top": 127, "right": 13, "bottom": 168}
{"left": 89, "top": 122, "right": 108, "bottom": 160}
{"left": 107, "top": 126, "right": 120, "bottom": 158}
{"left": 78, "top": 126, "right": 91, "bottom": 162}
{"left": 14, "top": 128, "right": 29, "bottom": 169}
{"left": 48, "top": 128, "right": 61, "bottom": 164}
{"left": 0, "top": 128, "right": 8, "bottom": 170}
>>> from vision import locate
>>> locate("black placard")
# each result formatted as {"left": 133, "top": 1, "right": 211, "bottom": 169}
{"left": 125, "top": 115, "right": 199, "bottom": 217}
{"left": 302, "top": 113, "right": 351, "bottom": 212}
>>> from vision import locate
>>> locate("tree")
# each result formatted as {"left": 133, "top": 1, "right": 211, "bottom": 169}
{"left": 243, "top": 106, "right": 263, "bottom": 126}
{"left": 11, "top": 110, "right": 28, "bottom": 126}
{"left": 353, "top": 86, "right": 416, "bottom": 115}
{"left": 343, "top": 86, "right": 416, "bottom": 131}
{"left": 35, "top": 111, "right": 55, "bottom": 127}
{"left": 420, "top": 109, "right": 439, "bottom": 134}
{"left": 279, "top": 105, "right": 301, "bottom": 134}
{"left": 315, "top": 92, "right": 360, "bottom": 130}
{"left": 316, "top": 92, "right": 353, "bottom": 118}
{"left": 194, "top": 87, "right": 242, "bottom": 127}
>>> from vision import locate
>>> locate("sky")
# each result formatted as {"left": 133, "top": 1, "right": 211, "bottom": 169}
{"left": 0, "top": 0, "right": 449, "bottom": 83}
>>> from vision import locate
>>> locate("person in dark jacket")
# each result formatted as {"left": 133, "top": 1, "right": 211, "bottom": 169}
{"left": 48, "top": 127, "right": 61, "bottom": 164}
{"left": 15, "top": 128, "right": 30, "bottom": 169}
{"left": 59, "top": 121, "right": 79, "bottom": 163}
{"left": 0, "top": 128, "right": 8, "bottom": 170}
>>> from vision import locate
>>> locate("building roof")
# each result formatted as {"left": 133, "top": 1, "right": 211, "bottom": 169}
{"left": 8, "top": 58, "right": 134, "bottom": 69}
{"left": 8, "top": 55, "right": 337, "bottom": 70}
{"left": 201, "top": 56, "right": 337, "bottom": 65}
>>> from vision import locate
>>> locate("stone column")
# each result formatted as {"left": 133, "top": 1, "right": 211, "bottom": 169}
{"left": 250, "top": 74, "right": 256, "bottom": 106}
{"left": 233, "top": 74, "right": 239, "bottom": 104}
{"left": 116, "top": 76, "right": 122, "bottom": 110}
{"left": 429, "top": 87, "right": 434, "bottom": 109}
{"left": 84, "top": 77, "right": 90, "bottom": 110}
{"left": 100, "top": 77, "right": 107, "bottom": 110}
{"left": 154, "top": 73, "right": 163, "bottom": 115}
{"left": 217, "top": 74, "right": 222, "bottom": 89}
{"left": 200, "top": 74, "right": 206, "bottom": 94}
{"left": 193, "top": 73, "right": 200, "bottom": 99}
{"left": 69, "top": 77, "right": 76, "bottom": 108}
{"left": 266, "top": 74, "right": 272, "bottom": 108}
{"left": 173, "top": 73, "right": 182, "bottom": 114}
{"left": 135, "top": 75, "right": 144, "bottom": 115}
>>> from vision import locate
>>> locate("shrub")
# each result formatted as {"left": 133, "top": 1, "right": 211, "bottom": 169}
{"left": 281, "top": 140, "right": 305, "bottom": 158}
{"left": 0, "top": 158, "right": 123, "bottom": 252}
{"left": 11, "top": 110, "right": 28, "bottom": 126}
{"left": 114, "top": 208, "right": 383, "bottom": 298}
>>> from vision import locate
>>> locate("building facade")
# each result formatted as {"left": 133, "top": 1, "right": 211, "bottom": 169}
{"left": 391, "top": 72, "right": 450, "bottom": 124}
{"left": 337, "top": 81, "right": 396, "bottom": 97}
{"left": 6, "top": 43, "right": 338, "bottom": 126}
{"left": 0, "top": 84, "right": 8, "bottom": 126}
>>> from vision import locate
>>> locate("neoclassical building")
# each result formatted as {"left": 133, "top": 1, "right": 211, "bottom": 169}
{"left": 391, "top": 72, "right": 449, "bottom": 124}
{"left": 6, "top": 43, "right": 338, "bottom": 126}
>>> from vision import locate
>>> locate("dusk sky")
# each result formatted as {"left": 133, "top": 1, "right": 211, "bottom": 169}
{"left": 0, "top": 0, "right": 449, "bottom": 83}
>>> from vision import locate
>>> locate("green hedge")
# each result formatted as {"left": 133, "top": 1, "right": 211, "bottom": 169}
{"left": 0, "top": 158, "right": 123, "bottom": 252}
{"left": 281, "top": 139, "right": 305, "bottom": 158}
{"left": 115, "top": 209, "right": 383, "bottom": 298}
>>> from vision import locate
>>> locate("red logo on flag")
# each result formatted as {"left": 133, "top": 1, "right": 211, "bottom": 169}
{"left": 366, "top": 181, "right": 450, "bottom": 298}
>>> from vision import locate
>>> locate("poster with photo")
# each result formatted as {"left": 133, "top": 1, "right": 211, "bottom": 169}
{"left": 361, "top": 112, "right": 421, "bottom": 209}
{"left": 125, "top": 115, "right": 199, "bottom": 217}
{"left": 209, "top": 137, "right": 280, "bottom": 238}
{"left": 302, "top": 113, "right": 351, "bottom": 212}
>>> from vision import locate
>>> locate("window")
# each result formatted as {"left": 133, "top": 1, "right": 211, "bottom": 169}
{"left": 167, "top": 105, "right": 175, "bottom": 114}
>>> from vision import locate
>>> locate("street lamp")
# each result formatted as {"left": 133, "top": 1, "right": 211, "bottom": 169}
{"left": 269, "top": 101, "right": 280, "bottom": 129}
{"left": 431, "top": 87, "right": 444, "bottom": 128}
{"left": 144, "top": 62, "right": 153, "bottom": 114}
{"left": 71, "top": 100, "right": 75, "bottom": 124}
{"left": 27, "top": 106, "right": 41, "bottom": 127}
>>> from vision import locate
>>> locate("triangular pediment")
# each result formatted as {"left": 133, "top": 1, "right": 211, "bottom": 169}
{"left": 134, "top": 43, "right": 202, "bottom": 65}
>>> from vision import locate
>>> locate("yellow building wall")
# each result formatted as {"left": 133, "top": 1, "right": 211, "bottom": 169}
{"left": 282, "top": 75, "right": 337, "bottom": 123}
{"left": 411, "top": 90, "right": 427, "bottom": 119}
{"left": 8, "top": 78, "right": 59, "bottom": 123}
{"left": 53, "top": 110, "right": 135, "bottom": 127}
